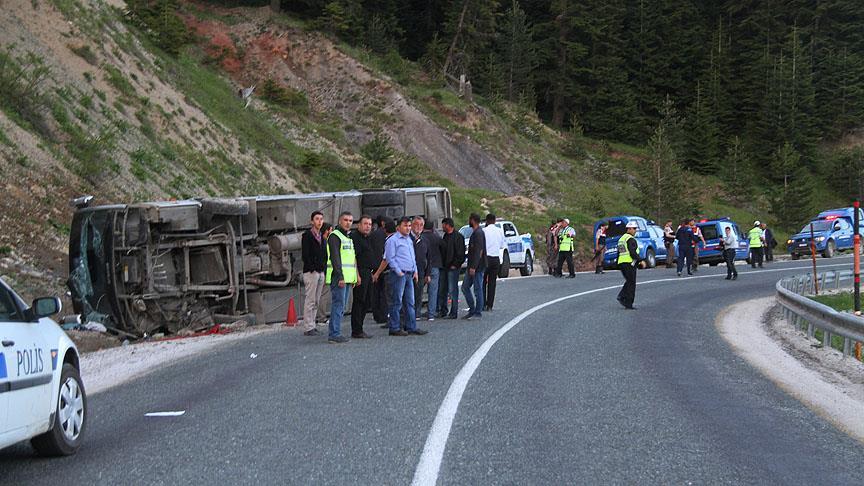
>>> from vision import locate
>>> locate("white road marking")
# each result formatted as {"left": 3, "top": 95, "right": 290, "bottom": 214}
{"left": 411, "top": 261, "right": 854, "bottom": 486}
{"left": 145, "top": 411, "right": 186, "bottom": 417}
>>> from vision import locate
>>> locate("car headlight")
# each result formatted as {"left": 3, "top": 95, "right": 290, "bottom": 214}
{"left": 815, "top": 236, "right": 825, "bottom": 242}
{"left": 787, "top": 239, "right": 793, "bottom": 245}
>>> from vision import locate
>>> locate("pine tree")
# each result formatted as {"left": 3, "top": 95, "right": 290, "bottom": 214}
{"left": 440, "top": 0, "right": 500, "bottom": 86}
{"left": 720, "top": 136, "right": 754, "bottom": 206}
{"left": 634, "top": 119, "right": 685, "bottom": 221}
{"left": 682, "top": 81, "right": 721, "bottom": 174}
{"left": 770, "top": 142, "right": 814, "bottom": 231}
{"left": 497, "top": 0, "right": 537, "bottom": 105}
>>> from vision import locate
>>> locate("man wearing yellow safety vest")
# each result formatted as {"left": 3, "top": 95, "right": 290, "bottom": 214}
{"left": 617, "top": 221, "right": 646, "bottom": 309}
{"left": 326, "top": 211, "right": 359, "bottom": 343}
{"left": 556, "top": 218, "right": 576, "bottom": 278}
{"left": 748, "top": 220, "right": 765, "bottom": 269}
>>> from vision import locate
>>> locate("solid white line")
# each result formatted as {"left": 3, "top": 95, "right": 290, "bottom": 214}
{"left": 410, "top": 261, "right": 853, "bottom": 486}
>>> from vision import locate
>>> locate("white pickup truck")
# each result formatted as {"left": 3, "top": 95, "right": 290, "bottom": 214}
{"left": 459, "top": 220, "right": 535, "bottom": 278}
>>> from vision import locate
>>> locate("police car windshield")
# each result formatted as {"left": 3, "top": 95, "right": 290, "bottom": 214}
{"left": 458, "top": 226, "right": 473, "bottom": 239}
{"left": 801, "top": 220, "right": 834, "bottom": 233}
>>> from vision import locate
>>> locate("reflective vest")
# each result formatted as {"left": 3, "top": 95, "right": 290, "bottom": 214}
{"left": 325, "top": 230, "right": 358, "bottom": 284}
{"left": 617, "top": 233, "right": 637, "bottom": 264}
{"left": 748, "top": 227, "right": 763, "bottom": 248}
{"left": 559, "top": 227, "right": 574, "bottom": 252}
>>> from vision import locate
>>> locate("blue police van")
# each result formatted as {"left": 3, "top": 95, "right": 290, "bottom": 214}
{"left": 595, "top": 216, "right": 667, "bottom": 269}
{"left": 787, "top": 207, "right": 864, "bottom": 259}
{"left": 693, "top": 218, "right": 750, "bottom": 266}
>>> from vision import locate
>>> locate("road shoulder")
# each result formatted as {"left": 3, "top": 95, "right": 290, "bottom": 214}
{"left": 716, "top": 297, "right": 864, "bottom": 442}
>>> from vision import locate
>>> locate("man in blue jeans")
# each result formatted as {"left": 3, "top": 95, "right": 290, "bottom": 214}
{"left": 438, "top": 218, "right": 465, "bottom": 319}
{"left": 385, "top": 216, "right": 429, "bottom": 336}
{"left": 325, "top": 211, "right": 358, "bottom": 344}
{"left": 462, "top": 213, "right": 486, "bottom": 319}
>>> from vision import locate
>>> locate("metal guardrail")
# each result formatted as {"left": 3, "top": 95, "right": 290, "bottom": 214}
{"left": 776, "top": 270, "right": 864, "bottom": 355}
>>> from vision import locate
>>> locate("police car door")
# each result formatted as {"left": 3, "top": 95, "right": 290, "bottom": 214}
{"left": 0, "top": 284, "right": 53, "bottom": 435}
{"left": 502, "top": 223, "right": 523, "bottom": 264}
{"left": 835, "top": 218, "right": 852, "bottom": 248}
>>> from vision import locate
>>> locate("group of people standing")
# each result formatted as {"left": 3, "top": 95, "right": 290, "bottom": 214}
{"left": 545, "top": 218, "right": 579, "bottom": 278}
{"left": 300, "top": 210, "right": 508, "bottom": 344}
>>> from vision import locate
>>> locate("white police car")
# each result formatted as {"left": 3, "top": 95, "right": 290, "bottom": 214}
{"left": 0, "top": 277, "right": 86, "bottom": 455}
{"left": 459, "top": 220, "right": 535, "bottom": 278}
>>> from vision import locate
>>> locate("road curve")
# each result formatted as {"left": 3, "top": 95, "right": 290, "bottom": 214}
{"left": 1, "top": 256, "right": 861, "bottom": 484}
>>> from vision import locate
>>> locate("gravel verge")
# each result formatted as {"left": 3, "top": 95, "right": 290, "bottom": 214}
{"left": 716, "top": 297, "right": 864, "bottom": 442}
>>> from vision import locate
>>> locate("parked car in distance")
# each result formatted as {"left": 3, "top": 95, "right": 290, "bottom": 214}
{"left": 787, "top": 207, "right": 864, "bottom": 259}
{"left": 459, "top": 220, "right": 535, "bottom": 277}
{"left": 595, "top": 216, "right": 667, "bottom": 269}
{"left": 693, "top": 218, "right": 751, "bottom": 266}
{"left": 0, "top": 277, "right": 86, "bottom": 456}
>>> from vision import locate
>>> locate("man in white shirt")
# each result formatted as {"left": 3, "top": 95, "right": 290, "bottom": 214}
{"left": 482, "top": 213, "right": 507, "bottom": 311}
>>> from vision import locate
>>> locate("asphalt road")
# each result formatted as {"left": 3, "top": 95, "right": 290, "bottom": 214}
{"left": 1, "top": 256, "right": 862, "bottom": 484}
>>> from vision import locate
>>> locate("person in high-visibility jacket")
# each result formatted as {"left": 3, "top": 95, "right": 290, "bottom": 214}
{"left": 617, "top": 221, "right": 645, "bottom": 309}
{"left": 748, "top": 220, "right": 765, "bottom": 269}
{"left": 325, "top": 211, "right": 359, "bottom": 343}
{"left": 556, "top": 218, "right": 576, "bottom": 278}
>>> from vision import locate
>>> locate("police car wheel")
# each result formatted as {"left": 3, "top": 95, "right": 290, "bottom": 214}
{"left": 822, "top": 240, "right": 835, "bottom": 258}
{"left": 499, "top": 252, "right": 510, "bottom": 278}
{"left": 520, "top": 253, "right": 533, "bottom": 276}
{"left": 791, "top": 253, "right": 800, "bottom": 260}
{"left": 31, "top": 364, "right": 87, "bottom": 456}
{"left": 645, "top": 249, "right": 656, "bottom": 268}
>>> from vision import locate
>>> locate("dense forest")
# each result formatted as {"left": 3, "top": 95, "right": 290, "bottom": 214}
{"left": 145, "top": 0, "right": 864, "bottom": 230}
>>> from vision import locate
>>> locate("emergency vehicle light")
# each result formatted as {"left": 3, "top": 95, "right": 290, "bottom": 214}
{"left": 823, "top": 215, "right": 841, "bottom": 220}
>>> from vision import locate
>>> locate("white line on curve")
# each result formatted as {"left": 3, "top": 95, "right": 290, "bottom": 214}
{"left": 411, "top": 262, "right": 854, "bottom": 486}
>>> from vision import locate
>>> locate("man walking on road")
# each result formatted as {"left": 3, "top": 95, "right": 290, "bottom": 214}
{"left": 384, "top": 216, "right": 428, "bottom": 336}
{"left": 722, "top": 226, "right": 739, "bottom": 280}
{"left": 462, "top": 213, "right": 486, "bottom": 319}
{"left": 483, "top": 213, "right": 506, "bottom": 311}
{"left": 411, "top": 216, "right": 431, "bottom": 320}
{"left": 617, "top": 221, "right": 644, "bottom": 310}
{"left": 675, "top": 219, "right": 695, "bottom": 277}
{"left": 423, "top": 220, "right": 443, "bottom": 321}
{"left": 301, "top": 210, "right": 327, "bottom": 336}
{"left": 749, "top": 221, "right": 765, "bottom": 268}
{"left": 556, "top": 218, "right": 576, "bottom": 278}
{"left": 349, "top": 215, "right": 375, "bottom": 339}
{"left": 325, "top": 212, "right": 358, "bottom": 343}
{"left": 438, "top": 217, "right": 465, "bottom": 319}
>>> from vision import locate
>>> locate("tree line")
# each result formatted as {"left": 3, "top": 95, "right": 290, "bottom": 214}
{"left": 187, "top": 1, "right": 864, "bottom": 229}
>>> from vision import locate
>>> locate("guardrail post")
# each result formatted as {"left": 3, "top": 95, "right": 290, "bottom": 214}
{"left": 823, "top": 330, "right": 832, "bottom": 348}
{"left": 807, "top": 321, "right": 815, "bottom": 338}
{"left": 843, "top": 338, "right": 852, "bottom": 356}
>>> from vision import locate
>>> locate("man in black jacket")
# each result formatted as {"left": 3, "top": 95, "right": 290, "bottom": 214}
{"left": 461, "top": 213, "right": 486, "bottom": 319}
{"left": 300, "top": 210, "right": 326, "bottom": 336}
{"left": 423, "top": 220, "right": 444, "bottom": 321}
{"left": 369, "top": 215, "right": 388, "bottom": 323}
{"left": 438, "top": 218, "right": 465, "bottom": 319}
{"left": 349, "top": 215, "right": 375, "bottom": 339}
{"left": 411, "top": 216, "right": 431, "bottom": 320}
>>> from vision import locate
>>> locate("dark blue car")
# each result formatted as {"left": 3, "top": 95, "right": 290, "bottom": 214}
{"left": 787, "top": 207, "right": 864, "bottom": 259}
{"left": 693, "top": 218, "right": 750, "bottom": 266}
{"left": 595, "top": 216, "right": 667, "bottom": 269}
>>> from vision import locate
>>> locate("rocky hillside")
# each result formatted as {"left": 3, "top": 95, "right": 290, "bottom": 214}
{"left": 0, "top": 0, "right": 766, "bottom": 300}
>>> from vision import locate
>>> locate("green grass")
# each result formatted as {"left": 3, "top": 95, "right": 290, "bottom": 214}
{"left": 103, "top": 65, "right": 136, "bottom": 102}
{"left": 812, "top": 292, "right": 854, "bottom": 312}
{"left": 0, "top": 125, "right": 13, "bottom": 147}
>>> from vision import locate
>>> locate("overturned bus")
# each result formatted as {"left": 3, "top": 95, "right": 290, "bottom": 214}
{"left": 67, "top": 187, "right": 451, "bottom": 336}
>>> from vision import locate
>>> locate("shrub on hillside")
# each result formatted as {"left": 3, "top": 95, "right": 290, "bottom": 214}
{"left": 0, "top": 47, "right": 52, "bottom": 137}
{"left": 259, "top": 79, "right": 308, "bottom": 113}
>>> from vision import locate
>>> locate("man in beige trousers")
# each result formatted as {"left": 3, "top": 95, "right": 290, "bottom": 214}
{"left": 301, "top": 211, "right": 327, "bottom": 336}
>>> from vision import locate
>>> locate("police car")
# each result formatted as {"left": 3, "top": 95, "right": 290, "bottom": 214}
{"left": 0, "top": 277, "right": 86, "bottom": 456}
{"left": 787, "top": 207, "right": 864, "bottom": 259}
{"left": 459, "top": 220, "right": 535, "bottom": 278}
{"left": 693, "top": 218, "right": 750, "bottom": 266}
{"left": 595, "top": 216, "right": 668, "bottom": 268}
